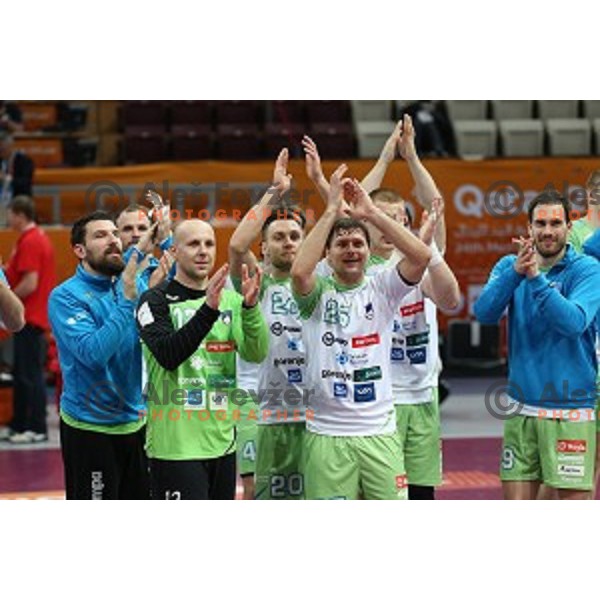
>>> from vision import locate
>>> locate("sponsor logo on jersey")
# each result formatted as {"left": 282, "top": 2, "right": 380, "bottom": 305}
{"left": 336, "top": 350, "right": 350, "bottom": 366}
{"left": 274, "top": 356, "right": 305, "bottom": 368}
{"left": 393, "top": 320, "right": 402, "bottom": 333}
{"left": 190, "top": 356, "right": 203, "bottom": 370}
{"left": 349, "top": 351, "right": 369, "bottom": 366}
{"left": 556, "top": 440, "right": 587, "bottom": 453}
{"left": 395, "top": 475, "right": 408, "bottom": 490}
{"left": 322, "top": 332, "right": 348, "bottom": 347}
{"left": 137, "top": 302, "right": 154, "bottom": 328}
{"left": 184, "top": 388, "right": 205, "bottom": 409}
{"left": 287, "top": 338, "right": 302, "bottom": 352}
{"left": 205, "top": 341, "right": 236, "bottom": 353}
{"left": 220, "top": 309, "right": 232, "bottom": 325}
{"left": 402, "top": 321, "right": 418, "bottom": 333}
{"left": 407, "top": 347, "right": 426, "bottom": 364}
{"left": 406, "top": 332, "right": 430, "bottom": 347}
{"left": 324, "top": 298, "right": 351, "bottom": 327}
{"left": 287, "top": 369, "right": 303, "bottom": 384}
{"left": 271, "top": 322, "right": 301, "bottom": 337}
{"left": 390, "top": 347, "right": 405, "bottom": 362}
{"left": 557, "top": 464, "right": 585, "bottom": 476}
{"left": 271, "top": 290, "right": 299, "bottom": 316}
{"left": 354, "top": 382, "right": 376, "bottom": 402}
{"left": 352, "top": 333, "right": 380, "bottom": 348}
{"left": 206, "top": 374, "right": 236, "bottom": 388}
{"left": 364, "top": 302, "right": 374, "bottom": 320}
{"left": 208, "top": 390, "right": 228, "bottom": 410}
{"left": 400, "top": 301, "right": 424, "bottom": 317}
{"left": 321, "top": 369, "right": 352, "bottom": 382}
{"left": 353, "top": 366, "right": 382, "bottom": 383}
{"left": 333, "top": 382, "right": 348, "bottom": 398}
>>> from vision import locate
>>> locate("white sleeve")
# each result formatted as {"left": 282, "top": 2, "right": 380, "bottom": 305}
{"left": 315, "top": 258, "right": 333, "bottom": 278}
{"left": 369, "top": 266, "right": 415, "bottom": 317}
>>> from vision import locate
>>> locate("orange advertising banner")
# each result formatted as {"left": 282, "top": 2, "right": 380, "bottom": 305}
{"left": 22, "top": 156, "right": 600, "bottom": 328}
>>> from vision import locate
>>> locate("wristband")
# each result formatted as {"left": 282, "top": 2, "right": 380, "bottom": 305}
{"left": 159, "top": 236, "right": 173, "bottom": 252}
{"left": 429, "top": 241, "right": 444, "bottom": 268}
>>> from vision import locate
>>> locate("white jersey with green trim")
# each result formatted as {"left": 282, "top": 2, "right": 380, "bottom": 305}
{"left": 295, "top": 268, "right": 413, "bottom": 436}
{"left": 256, "top": 273, "right": 307, "bottom": 424}
{"left": 317, "top": 255, "right": 440, "bottom": 404}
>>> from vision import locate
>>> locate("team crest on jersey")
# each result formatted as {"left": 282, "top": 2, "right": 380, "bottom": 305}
{"left": 364, "top": 302, "right": 374, "bottom": 320}
{"left": 190, "top": 356, "right": 203, "bottom": 371}
{"left": 220, "top": 310, "right": 233, "bottom": 325}
{"left": 324, "top": 298, "right": 350, "bottom": 327}
{"left": 288, "top": 338, "right": 303, "bottom": 352}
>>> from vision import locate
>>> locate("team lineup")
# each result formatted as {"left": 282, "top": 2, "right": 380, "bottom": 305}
{"left": 38, "top": 115, "right": 600, "bottom": 499}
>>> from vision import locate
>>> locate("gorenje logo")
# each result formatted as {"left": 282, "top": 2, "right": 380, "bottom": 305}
{"left": 556, "top": 440, "right": 587, "bottom": 453}
{"left": 352, "top": 333, "right": 380, "bottom": 349}
{"left": 353, "top": 366, "right": 382, "bottom": 383}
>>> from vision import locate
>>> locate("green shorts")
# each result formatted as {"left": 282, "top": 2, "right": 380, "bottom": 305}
{"left": 395, "top": 391, "right": 442, "bottom": 487}
{"left": 501, "top": 415, "right": 596, "bottom": 491}
{"left": 236, "top": 416, "right": 258, "bottom": 477}
{"left": 303, "top": 431, "right": 407, "bottom": 500}
{"left": 255, "top": 422, "right": 305, "bottom": 500}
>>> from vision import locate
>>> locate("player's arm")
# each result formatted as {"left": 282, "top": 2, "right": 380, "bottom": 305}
{"left": 474, "top": 251, "right": 527, "bottom": 324}
{"left": 48, "top": 255, "right": 139, "bottom": 368}
{"left": 291, "top": 164, "right": 349, "bottom": 296}
{"left": 345, "top": 178, "right": 432, "bottom": 284}
{"left": 398, "top": 115, "right": 446, "bottom": 252}
{"left": 11, "top": 271, "right": 38, "bottom": 299}
{"left": 360, "top": 120, "right": 402, "bottom": 193}
{"left": 421, "top": 242, "right": 461, "bottom": 312}
{"left": 0, "top": 279, "right": 25, "bottom": 331}
{"left": 302, "top": 136, "right": 330, "bottom": 203}
{"left": 229, "top": 149, "right": 291, "bottom": 279}
{"left": 137, "top": 264, "right": 230, "bottom": 370}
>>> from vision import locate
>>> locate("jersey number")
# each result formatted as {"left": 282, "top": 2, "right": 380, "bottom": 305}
{"left": 270, "top": 473, "right": 304, "bottom": 498}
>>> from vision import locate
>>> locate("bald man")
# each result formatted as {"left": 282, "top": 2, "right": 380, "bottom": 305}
{"left": 136, "top": 220, "right": 269, "bottom": 500}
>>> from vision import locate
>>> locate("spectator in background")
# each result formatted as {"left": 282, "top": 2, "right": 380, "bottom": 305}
{"left": 1, "top": 196, "right": 56, "bottom": 443}
{"left": 1, "top": 132, "right": 34, "bottom": 209}
{"left": 0, "top": 101, "right": 24, "bottom": 134}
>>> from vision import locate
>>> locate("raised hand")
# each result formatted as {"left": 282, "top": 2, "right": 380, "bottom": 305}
{"left": 148, "top": 251, "right": 175, "bottom": 288}
{"left": 418, "top": 200, "right": 442, "bottom": 246}
{"left": 272, "top": 148, "right": 292, "bottom": 195}
{"left": 302, "top": 135, "right": 325, "bottom": 182}
{"left": 136, "top": 221, "right": 159, "bottom": 256}
{"left": 205, "top": 263, "right": 230, "bottom": 310}
{"left": 121, "top": 252, "right": 139, "bottom": 301}
{"left": 241, "top": 263, "right": 263, "bottom": 307}
{"left": 512, "top": 237, "right": 537, "bottom": 278}
{"left": 343, "top": 178, "right": 374, "bottom": 221}
{"left": 397, "top": 114, "right": 417, "bottom": 161}
{"left": 380, "top": 120, "right": 402, "bottom": 164}
{"left": 327, "top": 164, "right": 349, "bottom": 213}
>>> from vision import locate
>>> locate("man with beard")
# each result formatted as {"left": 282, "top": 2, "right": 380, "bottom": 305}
{"left": 475, "top": 191, "right": 600, "bottom": 500}
{"left": 229, "top": 148, "right": 309, "bottom": 500}
{"left": 136, "top": 220, "right": 268, "bottom": 500}
{"left": 49, "top": 211, "right": 148, "bottom": 499}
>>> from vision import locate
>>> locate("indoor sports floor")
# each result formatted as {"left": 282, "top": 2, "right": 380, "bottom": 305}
{"left": 1, "top": 377, "right": 595, "bottom": 500}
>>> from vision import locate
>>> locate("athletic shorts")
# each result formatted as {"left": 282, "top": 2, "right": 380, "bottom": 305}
{"left": 255, "top": 422, "right": 305, "bottom": 500}
{"left": 236, "top": 415, "right": 258, "bottom": 477}
{"left": 59, "top": 419, "right": 149, "bottom": 500}
{"left": 395, "top": 390, "right": 442, "bottom": 487}
{"left": 149, "top": 452, "right": 236, "bottom": 500}
{"left": 501, "top": 415, "right": 596, "bottom": 491}
{"left": 303, "top": 431, "right": 407, "bottom": 500}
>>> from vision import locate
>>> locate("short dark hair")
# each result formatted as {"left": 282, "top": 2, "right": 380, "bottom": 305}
{"left": 527, "top": 190, "right": 571, "bottom": 224}
{"left": 118, "top": 203, "right": 149, "bottom": 220}
{"left": 7, "top": 195, "right": 36, "bottom": 221}
{"left": 261, "top": 203, "right": 306, "bottom": 238}
{"left": 71, "top": 211, "right": 115, "bottom": 246}
{"left": 325, "top": 218, "right": 371, "bottom": 249}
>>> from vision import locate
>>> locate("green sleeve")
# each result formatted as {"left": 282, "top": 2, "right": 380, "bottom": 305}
{"left": 236, "top": 303, "right": 269, "bottom": 363}
{"left": 293, "top": 276, "right": 326, "bottom": 320}
{"left": 569, "top": 223, "right": 585, "bottom": 254}
{"left": 230, "top": 274, "right": 270, "bottom": 301}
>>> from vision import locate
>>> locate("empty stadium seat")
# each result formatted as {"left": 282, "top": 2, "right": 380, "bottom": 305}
{"left": 491, "top": 100, "right": 533, "bottom": 120}
{"left": 305, "top": 101, "right": 352, "bottom": 125}
{"left": 355, "top": 121, "right": 395, "bottom": 158}
{"left": 453, "top": 121, "right": 497, "bottom": 158}
{"left": 537, "top": 100, "right": 579, "bottom": 120}
{"left": 170, "top": 101, "right": 212, "bottom": 128}
{"left": 308, "top": 123, "right": 356, "bottom": 159}
{"left": 122, "top": 133, "right": 168, "bottom": 164}
{"left": 546, "top": 119, "right": 591, "bottom": 156}
{"left": 171, "top": 127, "right": 212, "bottom": 161}
{"left": 216, "top": 125, "right": 262, "bottom": 160}
{"left": 121, "top": 101, "right": 167, "bottom": 131}
{"left": 264, "top": 123, "right": 304, "bottom": 158}
{"left": 445, "top": 100, "right": 488, "bottom": 121}
{"left": 583, "top": 101, "right": 600, "bottom": 120}
{"left": 269, "top": 101, "right": 306, "bottom": 125}
{"left": 215, "top": 101, "right": 261, "bottom": 125}
{"left": 498, "top": 120, "right": 544, "bottom": 157}
{"left": 351, "top": 101, "right": 393, "bottom": 122}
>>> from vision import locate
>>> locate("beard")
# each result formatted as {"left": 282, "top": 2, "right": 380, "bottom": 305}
{"left": 535, "top": 236, "right": 566, "bottom": 258}
{"left": 87, "top": 246, "right": 125, "bottom": 277}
